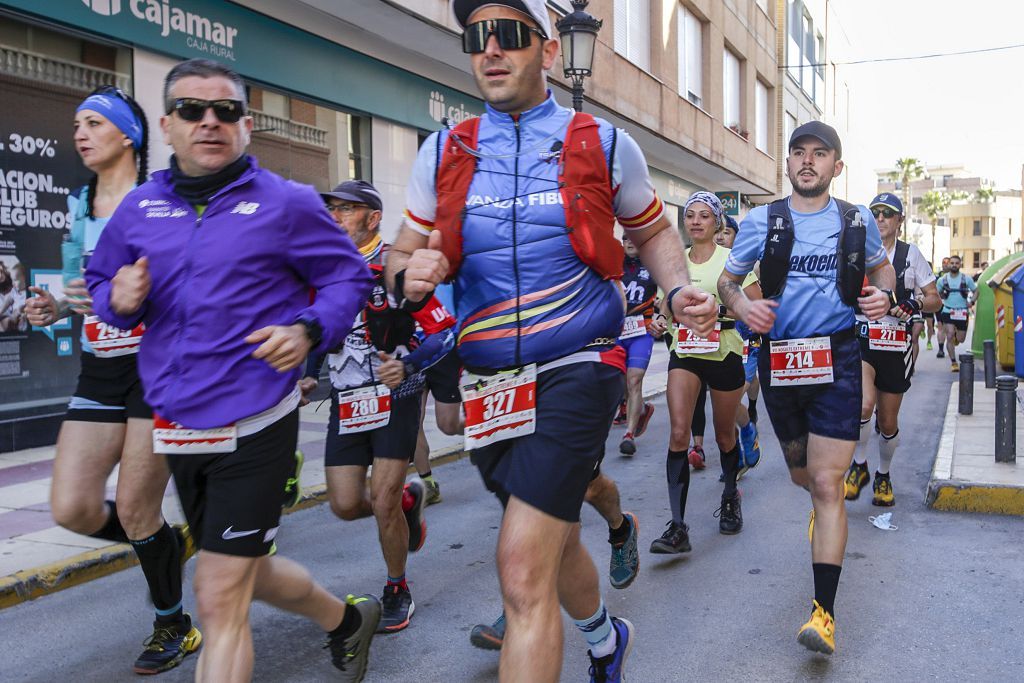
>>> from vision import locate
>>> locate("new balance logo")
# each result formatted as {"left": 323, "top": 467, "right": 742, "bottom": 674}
{"left": 231, "top": 201, "right": 260, "bottom": 215}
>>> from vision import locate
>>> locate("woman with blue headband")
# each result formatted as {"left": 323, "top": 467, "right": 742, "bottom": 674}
{"left": 25, "top": 86, "right": 201, "bottom": 675}
{"left": 650, "top": 191, "right": 762, "bottom": 555}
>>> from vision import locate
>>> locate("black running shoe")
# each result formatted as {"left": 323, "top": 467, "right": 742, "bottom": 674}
{"left": 936, "top": 348, "right": 945, "bottom": 358}
{"left": 470, "top": 612, "right": 506, "bottom": 650}
{"left": 649, "top": 521, "right": 691, "bottom": 554}
{"left": 326, "top": 594, "right": 381, "bottom": 682}
{"left": 378, "top": 584, "right": 415, "bottom": 633}
{"left": 404, "top": 479, "right": 427, "bottom": 552}
{"left": 715, "top": 493, "right": 743, "bottom": 535}
{"left": 132, "top": 614, "right": 202, "bottom": 675}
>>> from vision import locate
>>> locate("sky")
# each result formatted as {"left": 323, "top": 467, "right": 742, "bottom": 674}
{"left": 831, "top": 0, "right": 1024, "bottom": 190}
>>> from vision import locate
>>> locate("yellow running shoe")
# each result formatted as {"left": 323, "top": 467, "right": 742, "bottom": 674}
{"left": 175, "top": 524, "right": 197, "bottom": 565}
{"left": 844, "top": 463, "right": 869, "bottom": 500}
{"left": 797, "top": 600, "right": 835, "bottom": 655}
{"left": 872, "top": 473, "right": 895, "bottom": 507}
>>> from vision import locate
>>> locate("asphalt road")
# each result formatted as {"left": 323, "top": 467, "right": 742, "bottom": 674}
{"left": 2, "top": 345, "right": 1022, "bottom": 682}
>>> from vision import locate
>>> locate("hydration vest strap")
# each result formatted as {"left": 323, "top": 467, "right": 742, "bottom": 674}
{"left": 834, "top": 198, "right": 867, "bottom": 306}
{"left": 892, "top": 240, "right": 911, "bottom": 302}
{"left": 759, "top": 199, "right": 796, "bottom": 299}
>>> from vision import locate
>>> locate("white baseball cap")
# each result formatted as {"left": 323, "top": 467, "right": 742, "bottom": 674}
{"left": 452, "top": 0, "right": 553, "bottom": 39}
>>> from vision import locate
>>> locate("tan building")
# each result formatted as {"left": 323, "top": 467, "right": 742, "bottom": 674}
{"left": 949, "top": 193, "right": 1024, "bottom": 274}
{"left": 770, "top": 0, "right": 867, "bottom": 203}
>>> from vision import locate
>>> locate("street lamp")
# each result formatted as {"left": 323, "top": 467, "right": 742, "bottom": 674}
{"left": 556, "top": 0, "right": 602, "bottom": 112}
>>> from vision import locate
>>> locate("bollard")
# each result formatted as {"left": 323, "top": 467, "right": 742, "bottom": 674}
{"left": 995, "top": 375, "right": 1018, "bottom": 463}
{"left": 983, "top": 340, "right": 997, "bottom": 389}
{"left": 958, "top": 354, "right": 974, "bottom": 415}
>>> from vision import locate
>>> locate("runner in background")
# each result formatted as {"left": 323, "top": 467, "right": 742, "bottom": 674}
{"left": 935, "top": 255, "right": 978, "bottom": 372}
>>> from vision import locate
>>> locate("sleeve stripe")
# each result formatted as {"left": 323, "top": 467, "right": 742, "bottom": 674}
{"left": 620, "top": 196, "right": 664, "bottom": 229}
{"left": 405, "top": 209, "right": 434, "bottom": 230}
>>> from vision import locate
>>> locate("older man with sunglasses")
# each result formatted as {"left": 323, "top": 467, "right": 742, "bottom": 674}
{"left": 844, "top": 193, "right": 940, "bottom": 507}
{"left": 386, "top": 2, "right": 716, "bottom": 681}
{"left": 86, "top": 58, "right": 379, "bottom": 682}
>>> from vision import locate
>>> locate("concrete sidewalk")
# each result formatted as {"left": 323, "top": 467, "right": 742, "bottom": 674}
{"left": 0, "top": 354, "right": 670, "bottom": 610}
{"left": 926, "top": 379, "right": 1024, "bottom": 515}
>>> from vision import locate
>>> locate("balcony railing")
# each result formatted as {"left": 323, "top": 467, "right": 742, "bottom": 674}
{"left": 250, "top": 109, "right": 327, "bottom": 148}
{"left": 0, "top": 44, "right": 130, "bottom": 92}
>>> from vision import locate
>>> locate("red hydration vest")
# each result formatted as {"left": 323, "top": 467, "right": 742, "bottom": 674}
{"left": 434, "top": 112, "right": 623, "bottom": 282}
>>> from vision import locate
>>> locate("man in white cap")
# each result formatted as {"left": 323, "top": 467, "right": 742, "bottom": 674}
{"left": 386, "top": 1, "right": 716, "bottom": 681}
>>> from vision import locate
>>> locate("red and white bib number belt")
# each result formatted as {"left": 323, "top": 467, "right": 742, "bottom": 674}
{"left": 619, "top": 314, "right": 646, "bottom": 340}
{"left": 769, "top": 337, "right": 834, "bottom": 386}
{"left": 867, "top": 321, "right": 908, "bottom": 352}
{"left": 83, "top": 315, "right": 144, "bottom": 357}
{"left": 676, "top": 323, "right": 722, "bottom": 355}
{"left": 460, "top": 364, "right": 537, "bottom": 450}
{"left": 153, "top": 416, "right": 237, "bottom": 454}
{"left": 337, "top": 384, "right": 392, "bottom": 434}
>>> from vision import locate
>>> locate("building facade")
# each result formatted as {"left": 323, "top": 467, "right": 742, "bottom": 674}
{"left": 949, "top": 193, "right": 1023, "bottom": 274}
{"left": 0, "top": 0, "right": 779, "bottom": 447}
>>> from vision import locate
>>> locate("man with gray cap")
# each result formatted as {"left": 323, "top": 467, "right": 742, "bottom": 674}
{"left": 719, "top": 121, "right": 896, "bottom": 655}
{"left": 309, "top": 179, "right": 456, "bottom": 634}
{"left": 386, "top": 1, "right": 717, "bottom": 681}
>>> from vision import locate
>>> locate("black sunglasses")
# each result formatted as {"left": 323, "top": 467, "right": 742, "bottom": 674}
{"left": 871, "top": 208, "right": 898, "bottom": 219}
{"left": 462, "top": 18, "right": 546, "bottom": 54}
{"left": 168, "top": 98, "right": 246, "bottom": 123}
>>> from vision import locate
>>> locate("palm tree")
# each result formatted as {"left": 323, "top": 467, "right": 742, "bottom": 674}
{"left": 920, "top": 190, "right": 952, "bottom": 267}
{"left": 975, "top": 187, "right": 996, "bottom": 203}
{"left": 888, "top": 158, "right": 926, "bottom": 240}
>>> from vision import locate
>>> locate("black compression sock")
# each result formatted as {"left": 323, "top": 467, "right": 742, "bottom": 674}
{"left": 812, "top": 563, "right": 842, "bottom": 616}
{"left": 88, "top": 500, "right": 130, "bottom": 543}
{"left": 748, "top": 398, "right": 758, "bottom": 423}
{"left": 721, "top": 443, "right": 741, "bottom": 498}
{"left": 666, "top": 449, "right": 690, "bottom": 525}
{"left": 608, "top": 516, "right": 630, "bottom": 547}
{"left": 420, "top": 469, "right": 432, "bottom": 479}
{"left": 332, "top": 601, "right": 363, "bottom": 639}
{"left": 129, "top": 522, "right": 183, "bottom": 617}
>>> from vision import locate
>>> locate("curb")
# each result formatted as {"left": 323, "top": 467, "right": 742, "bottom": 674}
{"left": 0, "top": 443, "right": 471, "bottom": 611}
{"left": 1, "top": 377, "right": 668, "bottom": 611}
{"left": 926, "top": 383, "right": 1024, "bottom": 516}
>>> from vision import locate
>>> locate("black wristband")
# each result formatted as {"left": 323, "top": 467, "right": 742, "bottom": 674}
{"left": 394, "top": 269, "right": 430, "bottom": 312}
{"left": 295, "top": 317, "right": 323, "bottom": 347}
{"left": 666, "top": 286, "right": 684, "bottom": 313}
{"left": 882, "top": 289, "right": 898, "bottom": 308}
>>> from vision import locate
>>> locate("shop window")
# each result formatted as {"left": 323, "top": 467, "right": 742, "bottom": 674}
{"left": 248, "top": 85, "right": 370, "bottom": 190}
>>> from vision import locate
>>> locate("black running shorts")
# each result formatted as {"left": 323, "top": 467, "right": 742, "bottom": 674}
{"left": 938, "top": 310, "right": 969, "bottom": 332}
{"left": 858, "top": 327, "right": 914, "bottom": 394}
{"left": 667, "top": 351, "right": 745, "bottom": 392}
{"left": 470, "top": 361, "right": 623, "bottom": 523}
{"left": 424, "top": 350, "right": 462, "bottom": 404}
{"left": 166, "top": 410, "right": 298, "bottom": 557}
{"left": 758, "top": 330, "right": 862, "bottom": 443}
{"left": 325, "top": 391, "right": 421, "bottom": 467}
{"left": 65, "top": 352, "right": 152, "bottom": 423}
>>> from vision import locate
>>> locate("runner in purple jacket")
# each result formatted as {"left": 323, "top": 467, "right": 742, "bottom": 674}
{"left": 85, "top": 59, "right": 378, "bottom": 682}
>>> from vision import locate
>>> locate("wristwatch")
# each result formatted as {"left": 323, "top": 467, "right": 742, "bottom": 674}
{"left": 295, "top": 317, "right": 323, "bottom": 347}
{"left": 881, "top": 289, "right": 899, "bottom": 308}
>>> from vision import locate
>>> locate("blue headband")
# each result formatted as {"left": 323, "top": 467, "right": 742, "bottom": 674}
{"left": 684, "top": 191, "right": 724, "bottom": 227}
{"left": 76, "top": 93, "right": 144, "bottom": 150}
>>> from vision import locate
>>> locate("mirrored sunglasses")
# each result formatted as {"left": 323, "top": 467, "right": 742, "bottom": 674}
{"left": 871, "top": 208, "right": 898, "bottom": 219}
{"left": 462, "top": 18, "right": 546, "bottom": 54}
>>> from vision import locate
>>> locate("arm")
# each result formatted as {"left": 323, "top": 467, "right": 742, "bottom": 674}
{"left": 719, "top": 271, "right": 778, "bottom": 334}
{"left": 85, "top": 204, "right": 150, "bottom": 330}
{"left": 919, "top": 282, "right": 941, "bottom": 314}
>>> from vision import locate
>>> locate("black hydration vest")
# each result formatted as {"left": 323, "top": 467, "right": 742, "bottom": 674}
{"left": 891, "top": 240, "right": 911, "bottom": 302}
{"left": 759, "top": 198, "right": 867, "bottom": 306}
{"left": 939, "top": 274, "right": 970, "bottom": 299}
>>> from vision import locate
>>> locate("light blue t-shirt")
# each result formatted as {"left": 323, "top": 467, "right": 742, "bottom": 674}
{"left": 67, "top": 192, "right": 111, "bottom": 354}
{"left": 937, "top": 272, "right": 976, "bottom": 311}
{"left": 725, "top": 198, "right": 886, "bottom": 340}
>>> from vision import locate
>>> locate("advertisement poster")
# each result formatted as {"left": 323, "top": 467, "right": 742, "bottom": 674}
{"left": 1, "top": 75, "right": 91, "bottom": 426}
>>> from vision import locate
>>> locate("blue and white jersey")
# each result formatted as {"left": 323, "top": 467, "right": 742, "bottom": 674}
{"left": 726, "top": 197, "right": 886, "bottom": 339}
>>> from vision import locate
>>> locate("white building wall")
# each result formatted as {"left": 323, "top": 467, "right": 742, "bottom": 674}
{"left": 371, "top": 119, "right": 420, "bottom": 244}
{"left": 132, "top": 50, "right": 180, "bottom": 174}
